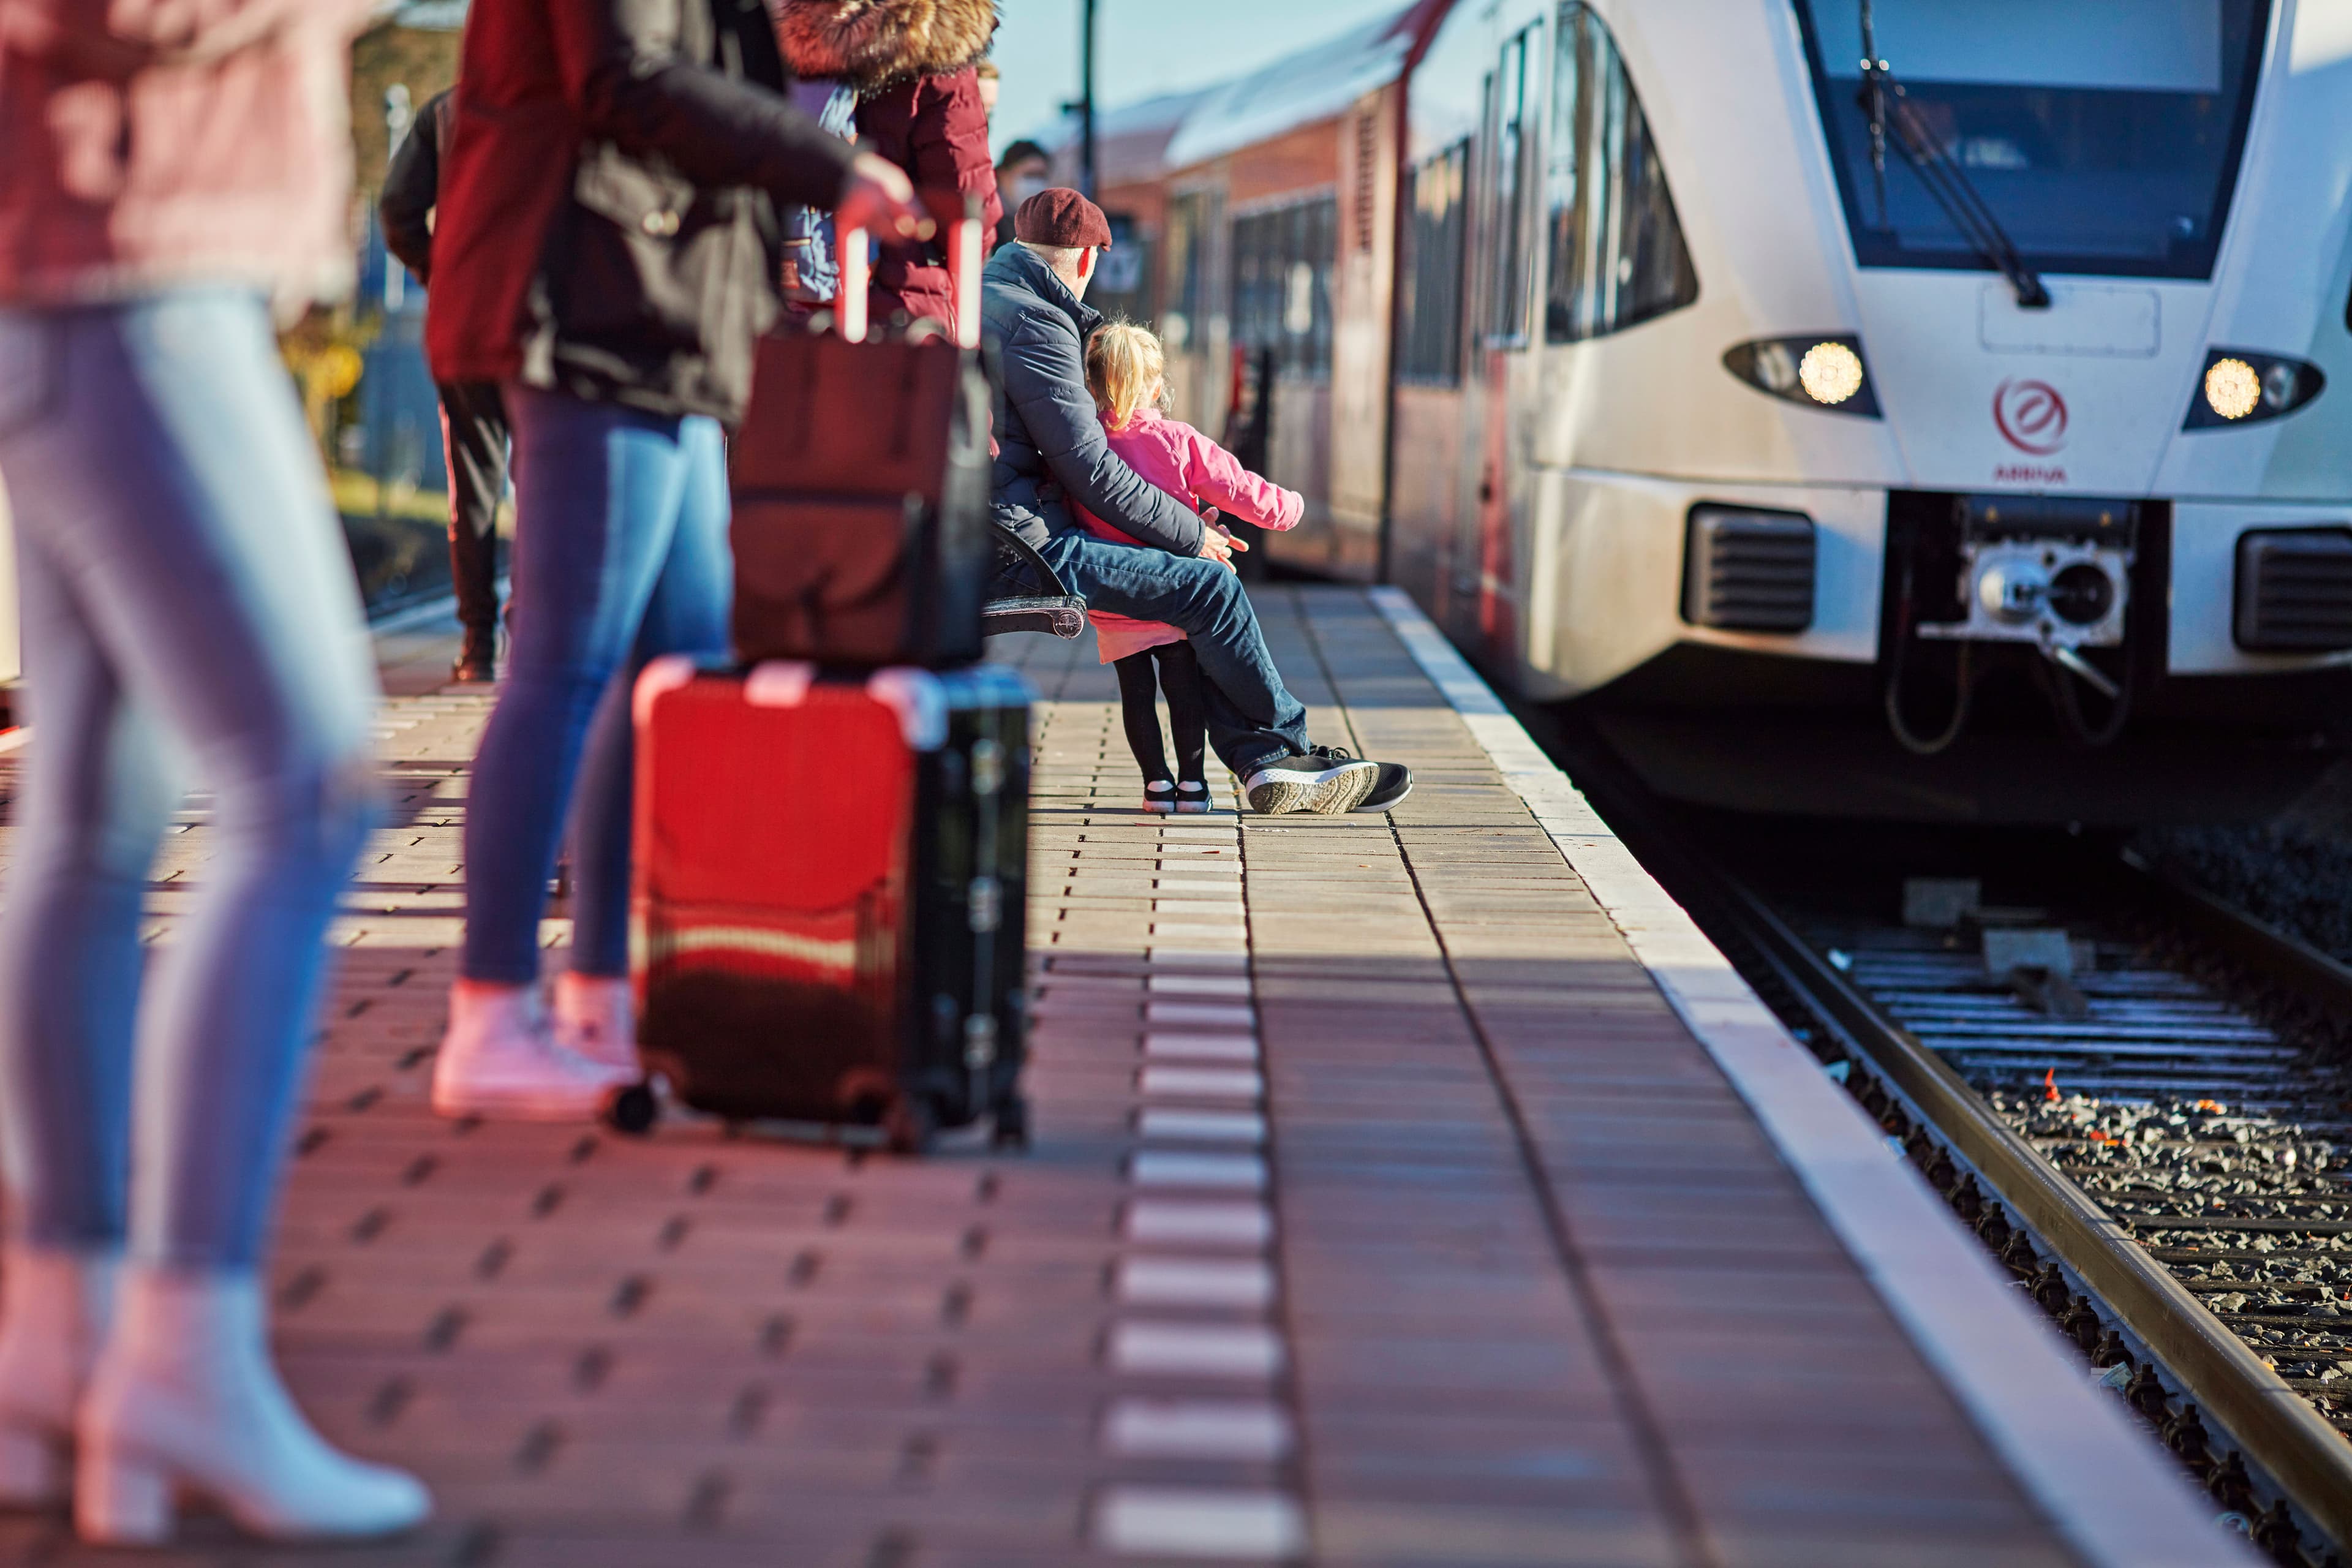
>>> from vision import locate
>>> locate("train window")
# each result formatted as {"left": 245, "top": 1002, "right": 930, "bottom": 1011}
{"left": 1400, "top": 140, "right": 1471, "bottom": 385}
{"left": 1229, "top": 194, "right": 1338, "bottom": 378}
{"left": 1792, "top": 0, "right": 2268, "bottom": 281}
{"left": 1544, "top": 4, "right": 1698, "bottom": 344}
{"left": 1483, "top": 25, "right": 1540, "bottom": 344}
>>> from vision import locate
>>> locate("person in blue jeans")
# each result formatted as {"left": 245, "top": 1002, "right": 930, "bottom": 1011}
{"left": 0, "top": 4, "right": 429, "bottom": 1545}
{"left": 421, "top": 0, "right": 928, "bottom": 1119}
{"left": 981, "top": 190, "right": 1412, "bottom": 816}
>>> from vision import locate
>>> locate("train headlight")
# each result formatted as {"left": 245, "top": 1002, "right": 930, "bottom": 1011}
{"left": 2204, "top": 358, "right": 2260, "bottom": 420}
{"left": 2185, "top": 349, "right": 2324, "bottom": 429}
{"left": 1723, "top": 335, "right": 1880, "bottom": 418}
{"left": 1799, "top": 342, "right": 1864, "bottom": 405}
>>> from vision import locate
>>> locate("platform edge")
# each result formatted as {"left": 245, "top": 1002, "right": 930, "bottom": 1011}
{"left": 1363, "top": 586, "right": 2253, "bottom": 1568}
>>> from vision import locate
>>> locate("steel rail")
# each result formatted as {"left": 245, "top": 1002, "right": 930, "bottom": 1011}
{"left": 1714, "top": 873, "right": 2352, "bottom": 1558}
{"left": 1524, "top": 710, "right": 2352, "bottom": 1557}
{"left": 2117, "top": 848, "right": 2352, "bottom": 1019}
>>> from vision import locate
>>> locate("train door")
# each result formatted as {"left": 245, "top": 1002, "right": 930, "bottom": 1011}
{"left": 1161, "top": 183, "right": 1229, "bottom": 436}
{"left": 1457, "top": 7, "right": 1549, "bottom": 663}
{"left": 1232, "top": 192, "right": 1340, "bottom": 572}
{"left": 1387, "top": 133, "right": 1474, "bottom": 611}
{"left": 1323, "top": 94, "right": 1398, "bottom": 582}
{"left": 1519, "top": 1, "right": 1703, "bottom": 695}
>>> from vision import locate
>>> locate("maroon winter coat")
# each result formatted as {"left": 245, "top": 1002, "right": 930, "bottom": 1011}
{"left": 769, "top": 0, "right": 1001, "bottom": 335}
{"left": 857, "top": 67, "right": 1001, "bottom": 333}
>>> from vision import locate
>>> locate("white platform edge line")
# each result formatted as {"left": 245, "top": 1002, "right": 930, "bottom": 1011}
{"left": 1363, "top": 586, "right": 2251, "bottom": 1568}
{"left": 368, "top": 590, "right": 463, "bottom": 636}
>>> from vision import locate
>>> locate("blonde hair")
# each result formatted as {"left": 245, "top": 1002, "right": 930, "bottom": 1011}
{"left": 1085, "top": 322, "right": 1167, "bottom": 431}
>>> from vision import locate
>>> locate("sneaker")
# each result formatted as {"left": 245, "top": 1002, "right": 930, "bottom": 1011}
{"left": 1306, "top": 746, "right": 1413, "bottom": 813}
{"left": 1174, "top": 780, "right": 1215, "bottom": 815}
{"left": 1242, "top": 750, "right": 1378, "bottom": 815}
{"left": 1359, "top": 761, "right": 1413, "bottom": 812}
{"left": 432, "top": 982, "right": 635, "bottom": 1121}
{"left": 1142, "top": 780, "right": 1178, "bottom": 815}
{"left": 552, "top": 971, "right": 638, "bottom": 1072}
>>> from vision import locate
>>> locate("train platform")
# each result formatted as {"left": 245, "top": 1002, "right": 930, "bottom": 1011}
{"left": 0, "top": 586, "right": 2239, "bottom": 1568}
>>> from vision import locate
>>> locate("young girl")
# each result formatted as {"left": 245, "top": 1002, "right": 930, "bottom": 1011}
{"left": 1079, "top": 323, "right": 1305, "bottom": 812}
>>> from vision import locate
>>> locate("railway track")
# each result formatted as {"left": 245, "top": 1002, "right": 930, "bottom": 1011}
{"left": 1532, "top": 712, "right": 2352, "bottom": 1568}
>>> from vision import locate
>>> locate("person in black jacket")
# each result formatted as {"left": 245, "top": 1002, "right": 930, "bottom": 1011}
{"left": 983, "top": 189, "right": 1412, "bottom": 816}
{"left": 380, "top": 88, "right": 507, "bottom": 683}
{"left": 423, "top": 0, "right": 928, "bottom": 1120}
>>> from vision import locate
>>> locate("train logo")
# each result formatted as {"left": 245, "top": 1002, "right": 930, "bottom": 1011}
{"left": 1992, "top": 379, "right": 2070, "bottom": 456}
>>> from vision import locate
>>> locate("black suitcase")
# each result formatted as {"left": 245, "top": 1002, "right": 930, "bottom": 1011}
{"left": 728, "top": 210, "right": 993, "bottom": 668}
{"left": 622, "top": 658, "right": 1031, "bottom": 1151}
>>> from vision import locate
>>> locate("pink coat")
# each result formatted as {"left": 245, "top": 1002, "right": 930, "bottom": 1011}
{"left": 1074, "top": 407, "right": 1305, "bottom": 663}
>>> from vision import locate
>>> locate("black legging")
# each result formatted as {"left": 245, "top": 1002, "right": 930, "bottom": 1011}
{"left": 1113, "top": 641, "right": 1208, "bottom": 785}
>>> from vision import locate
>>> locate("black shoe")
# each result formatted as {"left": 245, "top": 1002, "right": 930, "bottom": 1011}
{"left": 451, "top": 629, "right": 497, "bottom": 685}
{"left": 1309, "top": 745, "right": 1412, "bottom": 813}
{"left": 1242, "top": 749, "right": 1378, "bottom": 815}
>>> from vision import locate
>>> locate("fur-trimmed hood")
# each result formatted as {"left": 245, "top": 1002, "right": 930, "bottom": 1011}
{"left": 774, "top": 0, "right": 1000, "bottom": 93}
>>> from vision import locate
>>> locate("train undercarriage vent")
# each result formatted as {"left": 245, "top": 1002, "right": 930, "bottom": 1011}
{"left": 1884, "top": 495, "right": 2141, "bottom": 755}
{"left": 1681, "top": 505, "right": 1816, "bottom": 633}
{"left": 2233, "top": 528, "right": 2352, "bottom": 652}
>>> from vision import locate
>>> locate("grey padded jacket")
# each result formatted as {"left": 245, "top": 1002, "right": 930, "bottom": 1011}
{"left": 979, "top": 243, "right": 1204, "bottom": 555}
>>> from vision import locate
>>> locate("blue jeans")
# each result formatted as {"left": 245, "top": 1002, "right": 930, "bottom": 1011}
{"left": 463, "top": 387, "right": 729, "bottom": 984}
{"left": 1033, "top": 532, "right": 1310, "bottom": 773}
{"left": 0, "top": 290, "right": 383, "bottom": 1269}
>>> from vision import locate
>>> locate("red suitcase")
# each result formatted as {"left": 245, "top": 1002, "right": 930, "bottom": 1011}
{"left": 622, "top": 656, "right": 1031, "bottom": 1151}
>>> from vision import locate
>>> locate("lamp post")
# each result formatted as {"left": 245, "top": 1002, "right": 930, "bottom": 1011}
{"left": 382, "top": 84, "right": 412, "bottom": 314}
{"left": 1079, "top": 0, "right": 1098, "bottom": 197}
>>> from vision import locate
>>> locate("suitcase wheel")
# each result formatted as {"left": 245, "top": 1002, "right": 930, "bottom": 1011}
{"left": 885, "top": 1094, "right": 938, "bottom": 1156}
{"left": 603, "top": 1079, "right": 660, "bottom": 1136}
{"left": 990, "top": 1095, "right": 1031, "bottom": 1153}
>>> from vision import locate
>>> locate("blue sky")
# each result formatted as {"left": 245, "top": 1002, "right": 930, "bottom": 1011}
{"left": 989, "top": 0, "right": 1401, "bottom": 155}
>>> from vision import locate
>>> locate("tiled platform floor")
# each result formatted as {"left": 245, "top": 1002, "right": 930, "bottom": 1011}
{"left": 0, "top": 587, "right": 2098, "bottom": 1567}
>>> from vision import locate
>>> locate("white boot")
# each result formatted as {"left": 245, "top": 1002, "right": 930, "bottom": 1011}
{"left": 0, "top": 1246, "right": 115, "bottom": 1507}
{"left": 432, "top": 979, "right": 633, "bottom": 1121}
{"left": 75, "top": 1265, "right": 429, "bottom": 1544}
{"left": 552, "top": 971, "right": 638, "bottom": 1073}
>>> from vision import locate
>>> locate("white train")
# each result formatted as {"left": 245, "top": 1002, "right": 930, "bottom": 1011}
{"left": 1082, "top": 0, "right": 2352, "bottom": 820}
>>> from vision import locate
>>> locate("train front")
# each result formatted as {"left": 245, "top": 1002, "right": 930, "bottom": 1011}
{"left": 1580, "top": 0, "right": 2352, "bottom": 823}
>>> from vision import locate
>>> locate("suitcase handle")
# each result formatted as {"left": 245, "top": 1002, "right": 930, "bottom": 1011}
{"left": 839, "top": 225, "right": 870, "bottom": 344}
{"left": 834, "top": 194, "right": 985, "bottom": 349}
{"left": 921, "top": 190, "right": 987, "bottom": 350}
{"left": 949, "top": 213, "right": 983, "bottom": 350}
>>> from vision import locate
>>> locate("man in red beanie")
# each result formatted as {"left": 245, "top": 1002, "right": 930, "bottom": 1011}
{"left": 980, "top": 189, "right": 1411, "bottom": 815}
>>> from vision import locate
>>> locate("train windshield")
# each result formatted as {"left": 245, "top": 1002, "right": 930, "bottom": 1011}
{"left": 1793, "top": 0, "right": 2268, "bottom": 279}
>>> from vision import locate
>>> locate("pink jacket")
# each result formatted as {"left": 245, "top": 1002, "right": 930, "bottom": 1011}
{"left": 0, "top": 0, "right": 374, "bottom": 309}
{"left": 1076, "top": 407, "right": 1304, "bottom": 663}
